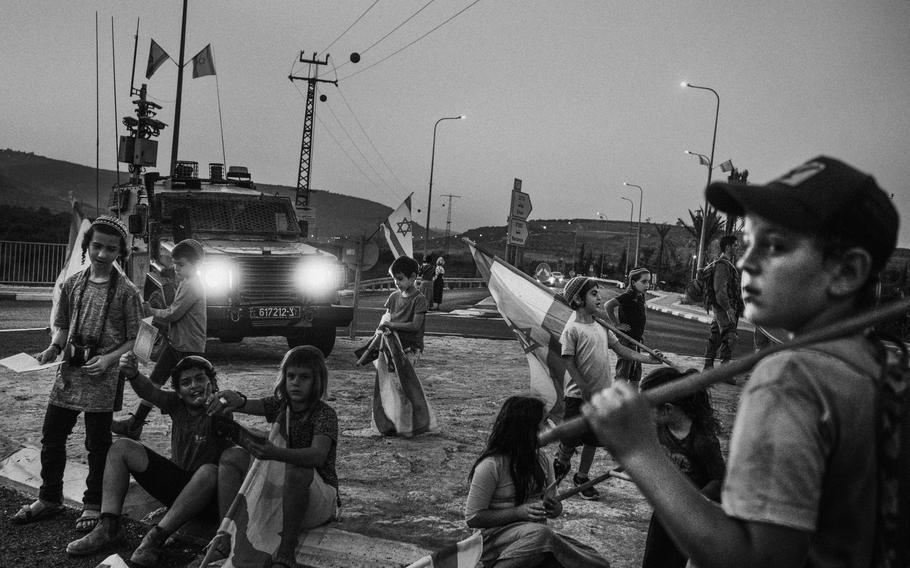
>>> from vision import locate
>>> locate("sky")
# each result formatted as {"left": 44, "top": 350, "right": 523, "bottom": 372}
{"left": 3, "top": 1, "right": 910, "bottom": 245}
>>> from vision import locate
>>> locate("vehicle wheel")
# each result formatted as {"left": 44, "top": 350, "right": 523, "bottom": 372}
{"left": 287, "top": 327, "right": 336, "bottom": 357}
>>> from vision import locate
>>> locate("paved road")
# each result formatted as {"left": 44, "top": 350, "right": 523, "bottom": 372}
{"left": 2, "top": 290, "right": 752, "bottom": 360}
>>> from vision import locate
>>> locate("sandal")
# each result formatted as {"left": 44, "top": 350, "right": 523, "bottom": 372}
{"left": 10, "top": 500, "right": 65, "bottom": 524}
{"left": 75, "top": 508, "right": 101, "bottom": 533}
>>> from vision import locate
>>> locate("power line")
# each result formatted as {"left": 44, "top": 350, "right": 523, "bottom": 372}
{"left": 339, "top": 0, "right": 483, "bottom": 82}
{"left": 322, "top": 0, "right": 381, "bottom": 54}
{"left": 334, "top": 0, "right": 438, "bottom": 74}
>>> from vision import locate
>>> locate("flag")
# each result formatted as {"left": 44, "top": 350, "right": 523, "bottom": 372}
{"left": 145, "top": 39, "right": 170, "bottom": 79}
{"left": 192, "top": 44, "right": 216, "bottom": 78}
{"left": 719, "top": 159, "right": 734, "bottom": 173}
{"left": 93, "top": 554, "right": 129, "bottom": 568}
{"left": 381, "top": 194, "right": 414, "bottom": 259}
{"left": 467, "top": 240, "right": 571, "bottom": 417}
{"left": 50, "top": 198, "right": 91, "bottom": 335}
{"left": 405, "top": 531, "right": 483, "bottom": 568}
{"left": 371, "top": 330, "right": 437, "bottom": 437}
{"left": 697, "top": 154, "right": 710, "bottom": 167}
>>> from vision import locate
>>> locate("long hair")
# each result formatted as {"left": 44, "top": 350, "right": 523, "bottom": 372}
{"left": 273, "top": 346, "right": 329, "bottom": 405}
{"left": 640, "top": 367, "right": 721, "bottom": 436}
{"left": 469, "top": 396, "right": 547, "bottom": 505}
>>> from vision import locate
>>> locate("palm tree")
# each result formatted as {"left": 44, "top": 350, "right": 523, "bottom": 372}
{"left": 654, "top": 224, "right": 673, "bottom": 279}
{"left": 676, "top": 207, "right": 725, "bottom": 260}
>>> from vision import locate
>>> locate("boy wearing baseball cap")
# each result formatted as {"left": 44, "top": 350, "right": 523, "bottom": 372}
{"left": 584, "top": 157, "right": 900, "bottom": 567}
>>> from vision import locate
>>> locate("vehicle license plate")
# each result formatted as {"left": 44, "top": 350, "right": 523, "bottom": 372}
{"left": 250, "top": 306, "right": 300, "bottom": 319}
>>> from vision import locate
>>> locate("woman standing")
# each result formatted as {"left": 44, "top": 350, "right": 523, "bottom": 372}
{"left": 432, "top": 256, "right": 446, "bottom": 311}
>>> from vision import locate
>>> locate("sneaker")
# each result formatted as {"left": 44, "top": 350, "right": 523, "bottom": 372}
{"left": 66, "top": 520, "right": 125, "bottom": 556}
{"left": 553, "top": 458, "right": 570, "bottom": 484}
{"left": 573, "top": 474, "right": 601, "bottom": 500}
{"left": 131, "top": 526, "right": 167, "bottom": 567}
{"left": 111, "top": 415, "right": 144, "bottom": 440}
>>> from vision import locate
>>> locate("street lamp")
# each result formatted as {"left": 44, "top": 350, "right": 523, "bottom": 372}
{"left": 424, "top": 115, "right": 464, "bottom": 260}
{"left": 623, "top": 182, "right": 642, "bottom": 267}
{"left": 682, "top": 81, "right": 719, "bottom": 271}
{"left": 621, "top": 197, "right": 634, "bottom": 277}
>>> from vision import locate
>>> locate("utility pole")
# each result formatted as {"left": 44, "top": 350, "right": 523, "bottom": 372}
{"left": 289, "top": 52, "right": 336, "bottom": 238}
{"left": 440, "top": 193, "right": 461, "bottom": 257}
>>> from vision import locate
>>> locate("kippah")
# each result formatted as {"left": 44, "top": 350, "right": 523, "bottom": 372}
{"left": 176, "top": 238, "right": 205, "bottom": 260}
{"left": 91, "top": 215, "right": 129, "bottom": 244}
{"left": 628, "top": 267, "right": 650, "bottom": 281}
{"left": 560, "top": 275, "right": 590, "bottom": 307}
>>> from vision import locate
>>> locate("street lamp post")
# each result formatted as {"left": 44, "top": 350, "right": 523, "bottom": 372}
{"left": 623, "top": 182, "right": 642, "bottom": 267}
{"left": 595, "top": 214, "right": 608, "bottom": 276}
{"left": 621, "top": 197, "right": 634, "bottom": 277}
{"left": 682, "top": 82, "right": 719, "bottom": 271}
{"left": 424, "top": 115, "right": 464, "bottom": 260}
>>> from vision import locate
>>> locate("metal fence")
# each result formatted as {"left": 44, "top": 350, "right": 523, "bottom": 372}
{"left": 0, "top": 241, "right": 68, "bottom": 285}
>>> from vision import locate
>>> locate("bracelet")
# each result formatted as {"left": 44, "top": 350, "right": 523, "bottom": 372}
{"left": 236, "top": 392, "right": 248, "bottom": 410}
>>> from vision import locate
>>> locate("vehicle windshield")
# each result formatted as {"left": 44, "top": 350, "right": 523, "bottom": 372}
{"left": 159, "top": 193, "right": 300, "bottom": 236}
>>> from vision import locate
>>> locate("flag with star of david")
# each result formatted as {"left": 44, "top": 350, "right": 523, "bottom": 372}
{"left": 381, "top": 194, "right": 414, "bottom": 259}
{"left": 466, "top": 240, "right": 571, "bottom": 418}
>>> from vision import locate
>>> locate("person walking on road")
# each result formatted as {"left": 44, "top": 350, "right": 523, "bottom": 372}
{"left": 432, "top": 256, "right": 446, "bottom": 311}
{"left": 702, "top": 235, "right": 744, "bottom": 371}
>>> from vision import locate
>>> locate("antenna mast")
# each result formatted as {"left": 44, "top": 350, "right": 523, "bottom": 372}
{"left": 288, "top": 52, "right": 336, "bottom": 238}
{"left": 441, "top": 193, "right": 461, "bottom": 257}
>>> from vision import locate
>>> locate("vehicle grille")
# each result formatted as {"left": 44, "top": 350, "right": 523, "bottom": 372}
{"left": 235, "top": 256, "right": 299, "bottom": 302}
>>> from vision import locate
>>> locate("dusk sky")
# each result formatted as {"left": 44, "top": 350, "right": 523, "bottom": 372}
{"left": 4, "top": 1, "right": 910, "bottom": 245}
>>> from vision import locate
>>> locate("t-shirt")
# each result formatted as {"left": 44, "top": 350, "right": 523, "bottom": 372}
{"left": 465, "top": 452, "right": 553, "bottom": 522}
{"left": 150, "top": 276, "right": 206, "bottom": 353}
{"left": 50, "top": 269, "right": 142, "bottom": 412}
{"left": 159, "top": 394, "right": 233, "bottom": 471}
{"left": 263, "top": 397, "right": 339, "bottom": 491}
{"left": 614, "top": 288, "right": 647, "bottom": 341}
{"left": 384, "top": 290, "right": 428, "bottom": 350}
{"left": 722, "top": 335, "right": 879, "bottom": 568}
{"left": 559, "top": 315, "right": 617, "bottom": 400}
{"left": 656, "top": 424, "right": 724, "bottom": 497}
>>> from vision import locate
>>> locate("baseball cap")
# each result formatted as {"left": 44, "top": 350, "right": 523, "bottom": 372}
{"left": 706, "top": 156, "right": 898, "bottom": 270}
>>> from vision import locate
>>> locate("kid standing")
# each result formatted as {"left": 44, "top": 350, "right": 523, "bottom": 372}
{"left": 14, "top": 216, "right": 142, "bottom": 533}
{"left": 638, "top": 367, "right": 725, "bottom": 568}
{"left": 211, "top": 346, "right": 339, "bottom": 568}
{"left": 380, "top": 255, "right": 428, "bottom": 362}
{"left": 465, "top": 396, "right": 610, "bottom": 568}
{"left": 113, "top": 238, "right": 207, "bottom": 440}
{"left": 605, "top": 267, "right": 652, "bottom": 383}
{"left": 554, "top": 276, "right": 659, "bottom": 500}
{"left": 584, "top": 156, "right": 901, "bottom": 567}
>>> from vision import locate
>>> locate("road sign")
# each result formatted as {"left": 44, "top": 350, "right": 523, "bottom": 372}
{"left": 513, "top": 178, "right": 522, "bottom": 191}
{"left": 508, "top": 218, "right": 529, "bottom": 246}
{"left": 510, "top": 191, "right": 532, "bottom": 220}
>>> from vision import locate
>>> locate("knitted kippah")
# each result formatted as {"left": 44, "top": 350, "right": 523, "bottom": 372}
{"left": 175, "top": 238, "right": 205, "bottom": 261}
{"left": 560, "top": 275, "right": 590, "bottom": 307}
{"left": 91, "top": 215, "right": 129, "bottom": 243}
{"left": 628, "top": 267, "right": 650, "bottom": 282}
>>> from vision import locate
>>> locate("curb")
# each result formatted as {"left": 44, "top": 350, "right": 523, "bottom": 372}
{"left": 0, "top": 288, "right": 53, "bottom": 301}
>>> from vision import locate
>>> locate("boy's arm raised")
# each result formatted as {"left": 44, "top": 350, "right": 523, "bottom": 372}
{"left": 119, "top": 352, "right": 172, "bottom": 408}
{"left": 585, "top": 382, "right": 810, "bottom": 568}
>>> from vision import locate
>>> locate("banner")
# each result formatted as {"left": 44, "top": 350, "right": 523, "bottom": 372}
{"left": 381, "top": 194, "right": 414, "bottom": 259}
{"left": 466, "top": 240, "right": 571, "bottom": 417}
{"left": 50, "top": 199, "right": 91, "bottom": 335}
{"left": 192, "top": 44, "right": 216, "bottom": 78}
{"left": 145, "top": 39, "right": 170, "bottom": 79}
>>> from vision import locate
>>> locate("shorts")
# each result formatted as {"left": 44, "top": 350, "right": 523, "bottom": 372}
{"left": 300, "top": 469, "right": 339, "bottom": 529}
{"left": 132, "top": 446, "right": 219, "bottom": 519}
{"left": 561, "top": 397, "right": 602, "bottom": 448}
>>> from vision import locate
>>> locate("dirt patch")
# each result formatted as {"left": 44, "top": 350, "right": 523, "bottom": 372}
{"left": 0, "top": 332, "right": 743, "bottom": 568}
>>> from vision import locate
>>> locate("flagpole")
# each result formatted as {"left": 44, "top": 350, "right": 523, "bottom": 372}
{"left": 111, "top": 16, "right": 121, "bottom": 185}
{"left": 211, "top": 46, "right": 227, "bottom": 169}
{"left": 170, "top": 0, "right": 189, "bottom": 179}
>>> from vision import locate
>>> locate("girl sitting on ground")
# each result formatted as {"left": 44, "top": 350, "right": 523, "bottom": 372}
{"left": 210, "top": 346, "right": 339, "bottom": 568}
{"left": 465, "top": 396, "right": 609, "bottom": 568}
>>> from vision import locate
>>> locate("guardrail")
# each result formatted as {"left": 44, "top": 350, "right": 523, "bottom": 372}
{"left": 351, "top": 277, "right": 487, "bottom": 292}
{"left": 0, "top": 241, "right": 67, "bottom": 285}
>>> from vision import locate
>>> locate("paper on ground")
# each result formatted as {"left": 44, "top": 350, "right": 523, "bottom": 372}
{"left": 0, "top": 352, "right": 63, "bottom": 373}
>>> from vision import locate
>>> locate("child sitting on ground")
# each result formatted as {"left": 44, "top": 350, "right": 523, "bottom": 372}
{"left": 466, "top": 395, "right": 609, "bottom": 568}
{"left": 584, "top": 156, "right": 901, "bottom": 567}
{"left": 14, "top": 216, "right": 142, "bottom": 533}
{"left": 554, "top": 276, "right": 660, "bottom": 500}
{"left": 66, "top": 354, "right": 232, "bottom": 567}
{"left": 210, "top": 346, "right": 339, "bottom": 568}
{"left": 638, "top": 367, "right": 725, "bottom": 568}
{"left": 113, "top": 238, "right": 207, "bottom": 440}
{"left": 605, "top": 267, "right": 652, "bottom": 383}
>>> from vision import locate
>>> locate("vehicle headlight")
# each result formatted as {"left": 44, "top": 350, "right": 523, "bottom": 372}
{"left": 294, "top": 259, "right": 345, "bottom": 296}
{"left": 199, "top": 258, "right": 236, "bottom": 296}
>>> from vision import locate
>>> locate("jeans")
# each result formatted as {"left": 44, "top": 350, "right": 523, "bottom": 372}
{"left": 704, "top": 308, "right": 738, "bottom": 366}
{"left": 39, "top": 404, "right": 112, "bottom": 508}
